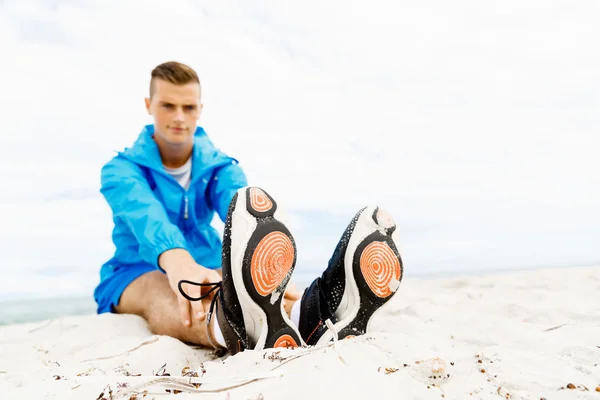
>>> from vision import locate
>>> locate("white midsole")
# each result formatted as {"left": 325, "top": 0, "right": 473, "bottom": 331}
{"left": 229, "top": 191, "right": 268, "bottom": 349}
{"left": 316, "top": 205, "right": 385, "bottom": 344}
{"left": 228, "top": 189, "right": 301, "bottom": 350}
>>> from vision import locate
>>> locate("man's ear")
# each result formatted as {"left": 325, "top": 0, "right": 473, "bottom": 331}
{"left": 145, "top": 97, "right": 152, "bottom": 115}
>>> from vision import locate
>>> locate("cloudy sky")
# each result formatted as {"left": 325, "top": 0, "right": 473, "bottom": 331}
{"left": 0, "top": 0, "right": 598, "bottom": 299}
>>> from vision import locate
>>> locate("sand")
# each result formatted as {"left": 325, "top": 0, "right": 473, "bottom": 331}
{"left": 1, "top": 266, "right": 599, "bottom": 399}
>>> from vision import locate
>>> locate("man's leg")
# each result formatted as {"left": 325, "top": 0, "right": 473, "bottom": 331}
{"left": 296, "top": 205, "right": 403, "bottom": 346}
{"left": 283, "top": 298, "right": 296, "bottom": 317}
{"left": 114, "top": 270, "right": 215, "bottom": 347}
{"left": 209, "top": 187, "right": 304, "bottom": 355}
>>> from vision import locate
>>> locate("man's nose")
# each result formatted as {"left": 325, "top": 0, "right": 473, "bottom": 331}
{"left": 174, "top": 107, "right": 185, "bottom": 121}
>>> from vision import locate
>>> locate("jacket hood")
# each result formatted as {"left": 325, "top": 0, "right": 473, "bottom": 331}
{"left": 120, "top": 124, "right": 232, "bottom": 173}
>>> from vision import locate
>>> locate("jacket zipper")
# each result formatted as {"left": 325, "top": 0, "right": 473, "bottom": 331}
{"left": 120, "top": 154, "right": 221, "bottom": 223}
{"left": 184, "top": 195, "right": 189, "bottom": 219}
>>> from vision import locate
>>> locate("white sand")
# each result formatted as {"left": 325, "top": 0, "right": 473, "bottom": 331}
{"left": 1, "top": 266, "right": 599, "bottom": 399}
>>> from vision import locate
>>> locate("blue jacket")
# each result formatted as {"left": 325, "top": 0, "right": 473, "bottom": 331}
{"left": 99, "top": 124, "right": 247, "bottom": 280}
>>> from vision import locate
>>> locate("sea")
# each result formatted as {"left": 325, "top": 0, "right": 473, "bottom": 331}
{"left": 2, "top": 262, "right": 596, "bottom": 327}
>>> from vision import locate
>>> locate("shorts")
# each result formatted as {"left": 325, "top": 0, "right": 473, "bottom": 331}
{"left": 93, "top": 263, "right": 158, "bottom": 314}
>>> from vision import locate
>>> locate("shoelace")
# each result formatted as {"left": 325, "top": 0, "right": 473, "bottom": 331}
{"left": 177, "top": 279, "right": 223, "bottom": 327}
{"left": 178, "top": 279, "right": 252, "bottom": 350}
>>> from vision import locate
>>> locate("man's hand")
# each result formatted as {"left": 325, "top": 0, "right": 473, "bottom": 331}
{"left": 159, "top": 249, "right": 222, "bottom": 327}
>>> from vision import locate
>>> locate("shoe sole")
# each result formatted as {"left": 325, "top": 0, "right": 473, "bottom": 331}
{"left": 317, "top": 206, "right": 403, "bottom": 343}
{"left": 228, "top": 187, "right": 303, "bottom": 351}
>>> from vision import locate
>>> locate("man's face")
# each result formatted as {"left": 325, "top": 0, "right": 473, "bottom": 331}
{"left": 145, "top": 79, "right": 202, "bottom": 147}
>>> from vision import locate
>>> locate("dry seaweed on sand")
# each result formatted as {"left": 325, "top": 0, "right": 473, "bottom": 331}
{"left": 111, "top": 372, "right": 283, "bottom": 398}
{"left": 83, "top": 338, "right": 160, "bottom": 362}
{"left": 154, "top": 363, "right": 170, "bottom": 376}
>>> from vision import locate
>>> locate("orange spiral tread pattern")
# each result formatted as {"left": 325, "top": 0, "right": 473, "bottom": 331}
{"left": 359, "top": 241, "right": 401, "bottom": 298}
{"left": 251, "top": 232, "right": 294, "bottom": 296}
{"left": 273, "top": 334, "right": 298, "bottom": 348}
{"left": 249, "top": 188, "right": 273, "bottom": 213}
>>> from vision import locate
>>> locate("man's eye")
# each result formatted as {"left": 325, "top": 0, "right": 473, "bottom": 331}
{"left": 163, "top": 104, "right": 173, "bottom": 109}
{"left": 185, "top": 106, "right": 196, "bottom": 111}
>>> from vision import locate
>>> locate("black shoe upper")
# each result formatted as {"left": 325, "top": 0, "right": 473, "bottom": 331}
{"left": 298, "top": 208, "right": 365, "bottom": 345}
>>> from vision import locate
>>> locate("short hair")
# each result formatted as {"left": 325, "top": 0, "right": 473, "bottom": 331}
{"left": 150, "top": 61, "right": 200, "bottom": 98}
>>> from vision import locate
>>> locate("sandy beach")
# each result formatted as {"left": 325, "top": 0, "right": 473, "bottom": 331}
{"left": 1, "top": 265, "right": 598, "bottom": 399}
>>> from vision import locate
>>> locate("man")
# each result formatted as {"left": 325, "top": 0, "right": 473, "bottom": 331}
{"left": 95, "top": 61, "right": 404, "bottom": 354}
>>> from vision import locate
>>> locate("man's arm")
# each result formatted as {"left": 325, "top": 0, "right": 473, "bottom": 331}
{"left": 100, "top": 157, "right": 188, "bottom": 270}
{"left": 207, "top": 158, "right": 248, "bottom": 222}
{"left": 101, "top": 157, "right": 221, "bottom": 325}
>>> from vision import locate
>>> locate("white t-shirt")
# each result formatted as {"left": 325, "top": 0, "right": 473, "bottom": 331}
{"left": 163, "top": 157, "right": 192, "bottom": 190}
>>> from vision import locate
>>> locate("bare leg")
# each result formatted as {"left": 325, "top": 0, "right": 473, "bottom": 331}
{"left": 283, "top": 298, "right": 296, "bottom": 317}
{"left": 115, "top": 270, "right": 215, "bottom": 347}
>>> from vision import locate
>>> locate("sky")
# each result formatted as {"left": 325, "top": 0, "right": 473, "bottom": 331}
{"left": 0, "top": 0, "right": 599, "bottom": 300}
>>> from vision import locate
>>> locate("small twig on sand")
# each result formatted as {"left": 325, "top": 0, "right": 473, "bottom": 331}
{"left": 118, "top": 344, "right": 339, "bottom": 397}
{"left": 82, "top": 338, "right": 160, "bottom": 362}
{"left": 28, "top": 319, "right": 55, "bottom": 334}
{"left": 113, "top": 373, "right": 282, "bottom": 398}
{"left": 543, "top": 324, "right": 566, "bottom": 332}
{"left": 271, "top": 334, "right": 377, "bottom": 371}
{"left": 363, "top": 336, "right": 394, "bottom": 357}
{"left": 270, "top": 341, "right": 343, "bottom": 371}
{"left": 154, "top": 363, "right": 170, "bottom": 376}
{"left": 96, "top": 384, "right": 113, "bottom": 400}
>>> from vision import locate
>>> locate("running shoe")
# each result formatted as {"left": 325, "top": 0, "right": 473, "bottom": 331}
{"left": 298, "top": 205, "right": 403, "bottom": 345}
{"left": 209, "top": 187, "right": 303, "bottom": 354}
